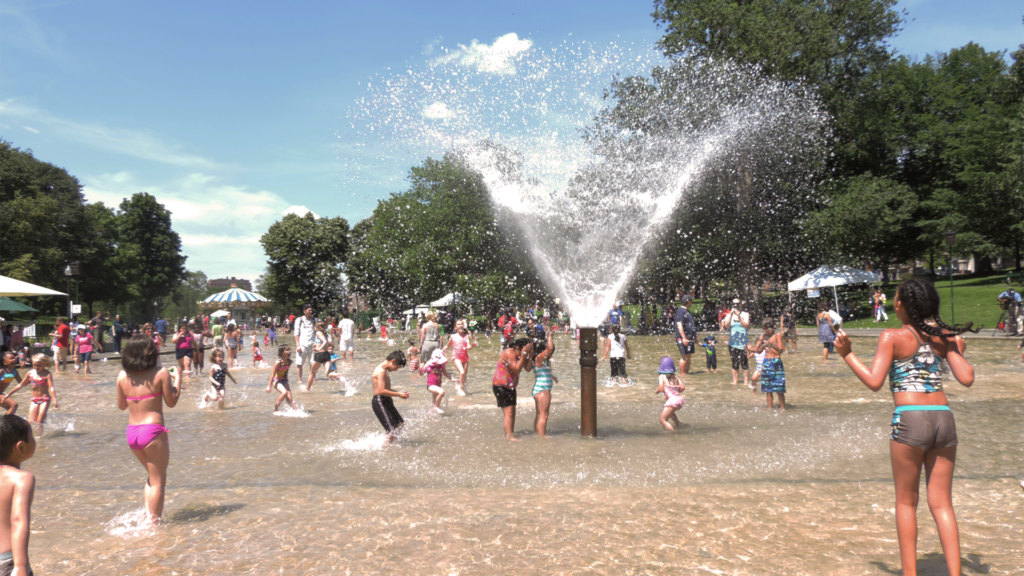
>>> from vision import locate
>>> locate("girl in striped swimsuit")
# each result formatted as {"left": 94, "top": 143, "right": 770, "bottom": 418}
{"left": 531, "top": 332, "right": 557, "bottom": 437}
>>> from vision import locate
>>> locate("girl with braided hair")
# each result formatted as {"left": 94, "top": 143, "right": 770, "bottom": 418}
{"left": 834, "top": 278, "right": 974, "bottom": 576}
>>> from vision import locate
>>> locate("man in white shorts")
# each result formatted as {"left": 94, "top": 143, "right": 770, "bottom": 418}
{"left": 293, "top": 304, "right": 316, "bottom": 382}
{"left": 338, "top": 311, "right": 356, "bottom": 361}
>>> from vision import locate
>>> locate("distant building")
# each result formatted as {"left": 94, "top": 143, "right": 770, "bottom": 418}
{"left": 208, "top": 277, "right": 252, "bottom": 292}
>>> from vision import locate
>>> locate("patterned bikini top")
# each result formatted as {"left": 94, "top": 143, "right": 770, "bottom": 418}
{"left": 889, "top": 328, "right": 943, "bottom": 393}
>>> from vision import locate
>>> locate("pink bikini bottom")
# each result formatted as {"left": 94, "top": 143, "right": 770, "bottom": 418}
{"left": 126, "top": 424, "right": 168, "bottom": 450}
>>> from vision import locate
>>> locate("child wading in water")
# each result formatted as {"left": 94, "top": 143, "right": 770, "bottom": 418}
{"left": 326, "top": 344, "right": 343, "bottom": 381}
{"left": 834, "top": 279, "right": 975, "bottom": 576}
{"left": 265, "top": 346, "right": 297, "bottom": 412}
{"left": 492, "top": 338, "right": 534, "bottom": 441}
{"left": 251, "top": 339, "right": 263, "bottom": 367}
{"left": 751, "top": 318, "right": 787, "bottom": 409}
{"left": 203, "top": 349, "right": 236, "bottom": 409}
{"left": 0, "top": 353, "right": 20, "bottom": 415}
{"left": 701, "top": 334, "right": 717, "bottom": 373}
{"left": 0, "top": 414, "right": 36, "bottom": 576}
{"left": 420, "top": 349, "right": 453, "bottom": 414}
{"left": 115, "top": 335, "right": 182, "bottom": 524}
{"left": 531, "top": 332, "right": 557, "bottom": 437}
{"left": 371, "top": 351, "right": 409, "bottom": 444}
{"left": 406, "top": 340, "right": 420, "bottom": 374}
{"left": 2, "top": 355, "right": 57, "bottom": 425}
{"left": 655, "top": 357, "right": 685, "bottom": 430}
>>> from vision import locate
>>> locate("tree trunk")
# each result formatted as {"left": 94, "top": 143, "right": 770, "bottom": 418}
{"left": 734, "top": 162, "right": 762, "bottom": 321}
{"left": 1015, "top": 239, "right": 1021, "bottom": 271}
{"left": 975, "top": 253, "right": 993, "bottom": 274}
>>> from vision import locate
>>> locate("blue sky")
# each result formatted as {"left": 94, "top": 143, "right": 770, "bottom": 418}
{"left": 1, "top": 0, "right": 1020, "bottom": 284}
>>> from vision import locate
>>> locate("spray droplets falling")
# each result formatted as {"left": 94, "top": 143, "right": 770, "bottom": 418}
{"left": 344, "top": 40, "right": 827, "bottom": 325}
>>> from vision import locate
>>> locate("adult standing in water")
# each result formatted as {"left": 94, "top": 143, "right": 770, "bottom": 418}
{"left": 418, "top": 313, "right": 442, "bottom": 365}
{"left": 834, "top": 279, "right": 974, "bottom": 576}
{"left": 293, "top": 304, "right": 316, "bottom": 384}
{"left": 674, "top": 295, "right": 697, "bottom": 374}
{"left": 723, "top": 298, "right": 750, "bottom": 388}
{"left": 112, "top": 314, "right": 125, "bottom": 355}
{"left": 116, "top": 335, "right": 181, "bottom": 524}
{"left": 817, "top": 302, "right": 837, "bottom": 362}
{"left": 338, "top": 311, "right": 356, "bottom": 361}
{"left": 211, "top": 317, "right": 224, "bottom": 353}
{"left": 224, "top": 323, "right": 241, "bottom": 369}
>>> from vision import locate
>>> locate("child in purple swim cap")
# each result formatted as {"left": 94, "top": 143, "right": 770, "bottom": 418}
{"left": 655, "top": 356, "right": 685, "bottom": 430}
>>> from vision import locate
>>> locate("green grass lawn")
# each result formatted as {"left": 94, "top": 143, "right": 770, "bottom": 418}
{"left": 838, "top": 273, "right": 1018, "bottom": 330}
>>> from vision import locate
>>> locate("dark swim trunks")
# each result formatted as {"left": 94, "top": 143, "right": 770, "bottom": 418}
{"left": 372, "top": 395, "right": 404, "bottom": 433}
{"left": 493, "top": 385, "right": 517, "bottom": 408}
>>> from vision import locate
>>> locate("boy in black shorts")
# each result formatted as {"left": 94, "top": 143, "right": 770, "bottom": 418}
{"left": 371, "top": 351, "right": 409, "bottom": 444}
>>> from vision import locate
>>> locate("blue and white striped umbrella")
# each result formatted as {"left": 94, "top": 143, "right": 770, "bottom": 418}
{"left": 201, "top": 288, "right": 269, "bottom": 306}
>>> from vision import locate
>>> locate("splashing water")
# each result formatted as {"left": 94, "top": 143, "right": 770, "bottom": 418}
{"left": 349, "top": 41, "right": 825, "bottom": 325}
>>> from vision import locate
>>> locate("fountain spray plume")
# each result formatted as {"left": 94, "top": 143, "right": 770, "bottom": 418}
{"left": 347, "top": 41, "right": 827, "bottom": 326}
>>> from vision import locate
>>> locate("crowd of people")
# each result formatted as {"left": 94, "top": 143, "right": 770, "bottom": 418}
{"left": 0, "top": 278, "right": 1017, "bottom": 576}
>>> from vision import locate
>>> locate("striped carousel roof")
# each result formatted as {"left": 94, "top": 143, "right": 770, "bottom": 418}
{"left": 201, "top": 287, "right": 269, "bottom": 304}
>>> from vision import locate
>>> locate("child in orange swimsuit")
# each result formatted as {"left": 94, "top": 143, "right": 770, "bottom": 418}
{"left": 2, "top": 354, "right": 57, "bottom": 424}
{"left": 265, "top": 346, "right": 296, "bottom": 412}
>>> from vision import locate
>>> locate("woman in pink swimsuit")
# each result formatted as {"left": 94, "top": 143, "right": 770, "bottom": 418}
{"left": 443, "top": 320, "right": 478, "bottom": 396}
{"left": 116, "top": 335, "right": 181, "bottom": 524}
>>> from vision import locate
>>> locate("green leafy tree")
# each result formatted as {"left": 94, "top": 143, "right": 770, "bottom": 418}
{"left": 259, "top": 213, "right": 350, "bottom": 314}
{"left": 347, "top": 153, "right": 544, "bottom": 317}
{"left": 113, "top": 192, "right": 188, "bottom": 321}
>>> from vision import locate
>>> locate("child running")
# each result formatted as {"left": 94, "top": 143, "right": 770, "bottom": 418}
{"left": 443, "top": 320, "right": 478, "bottom": 396}
{"left": 420, "top": 349, "right": 453, "bottom": 414}
{"left": 251, "top": 340, "right": 264, "bottom": 367}
{"left": 115, "top": 335, "right": 182, "bottom": 524}
{"left": 751, "top": 318, "right": 787, "bottom": 410}
{"left": 0, "top": 414, "right": 36, "bottom": 576}
{"left": 655, "top": 357, "right": 686, "bottom": 430}
{"left": 834, "top": 278, "right": 975, "bottom": 576}
{"left": 371, "top": 351, "right": 409, "bottom": 444}
{"left": 203, "top": 349, "right": 236, "bottom": 409}
{"left": 0, "top": 354, "right": 20, "bottom": 415}
{"left": 2, "top": 355, "right": 57, "bottom": 425}
{"left": 531, "top": 332, "right": 557, "bottom": 437}
{"left": 267, "top": 325, "right": 277, "bottom": 347}
{"left": 265, "top": 346, "right": 297, "bottom": 412}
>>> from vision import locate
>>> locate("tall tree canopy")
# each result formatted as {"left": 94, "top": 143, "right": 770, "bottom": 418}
{"left": 113, "top": 192, "right": 188, "bottom": 319}
{"left": 259, "top": 213, "right": 350, "bottom": 313}
{"left": 347, "top": 153, "right": 544, "bottom": 315}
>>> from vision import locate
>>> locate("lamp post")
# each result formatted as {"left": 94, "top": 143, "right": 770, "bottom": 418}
{"left": 945, "top": 230, "right": 956, "bottom": 324}
{"left": 64, "top": 261, "right": 80, "bottom": 319}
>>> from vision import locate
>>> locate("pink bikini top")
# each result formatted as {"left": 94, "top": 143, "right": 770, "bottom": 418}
{"left": 126, "top": 391, "right": 162, "bottom": 402}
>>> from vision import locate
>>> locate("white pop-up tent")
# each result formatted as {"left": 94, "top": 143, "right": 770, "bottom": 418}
{"left": 0, "top": 275, "right": 66, "bottom": 297}
{"left": 788, "top": 265, "right": 881, "bottom": 310}
{"left": 430, "top": 293, "right": 456, "bottom": 307}
{"left": 402, "top": 305, "right": 432, "bottom": 315}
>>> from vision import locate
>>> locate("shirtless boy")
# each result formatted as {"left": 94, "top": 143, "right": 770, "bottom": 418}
{"left": 371, "top": 351, "right": 409, "bottom": 444}
{"left": 0, "top": 415, "right": 35, "bottom": 576}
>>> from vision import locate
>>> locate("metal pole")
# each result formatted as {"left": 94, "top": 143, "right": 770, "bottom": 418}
{"left": 579, "top": 327, "right": 598, "bottom": 437}
{"left": 949, "top": 253, "right": 954, "bottom": 325}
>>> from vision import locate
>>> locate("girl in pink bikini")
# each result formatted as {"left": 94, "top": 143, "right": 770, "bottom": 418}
{"left": 443, "top": 320, "right": 478, "bottom": 396}
{"left": 115, "top": 335, "right": 181, "bottom": 524}
{"left": 420, "top": 349, "right": 453, "bottom": 414}
{"left": 1, "top": 354, "right": 55, "bottom": 423}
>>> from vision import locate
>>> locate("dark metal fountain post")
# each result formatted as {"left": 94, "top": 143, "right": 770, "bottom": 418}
{"left": 579, "top": 327, "right": 598, "bottom": 437}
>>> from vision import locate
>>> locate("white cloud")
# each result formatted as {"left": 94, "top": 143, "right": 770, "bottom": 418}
{"left": 23, "top": 126, "right": 39, "bottom": 133}
{"left": 435, "top": 32, "right": 533, "bottom": 75}
{"left": 422, "top": 37, "right": 442, "bottom": 56}
{"left": 0, "top": 2, "right": 65, "bottom": 62}
{"left": 421, "top": 102, "right": 453, "bottom": 119}
{"left": 82, "top": 172, "right": 296, "bottom": 282}
{"left": 0, "top": 99, "right": 219, "bottom": 168}
{"left": 283, "top": 205, "right": 320, "bottom": 219}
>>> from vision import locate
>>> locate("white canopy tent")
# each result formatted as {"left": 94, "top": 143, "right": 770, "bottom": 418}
{"left": 402, "top": 305, "right": 432, "bottom": 316}
{"left": 0, "top": 275, "right": 66, "bottom": 297}
{"left": 209, "top": 309, "right": 231, "bottom": 318}
{"left": 788, "top": 265, "right": 881, "bottom": 310}
{"left": 430, "top": 293, "right": 456, "bottom": 307}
